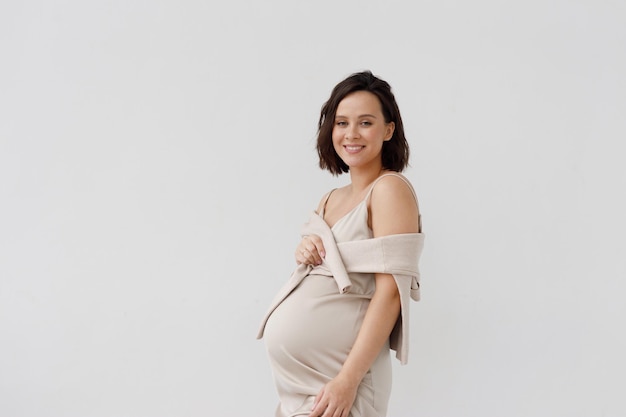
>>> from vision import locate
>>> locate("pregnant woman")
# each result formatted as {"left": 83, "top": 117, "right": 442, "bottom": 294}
{"left": 257, "top": 70, "right": 425, "bottom": 417}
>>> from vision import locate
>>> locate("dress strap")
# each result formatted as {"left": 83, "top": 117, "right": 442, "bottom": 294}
{"left": 320, "top": 188, "right": 337, "bottom": 218}
{"left": 364, "top": 173, "right": 417, "bottom": 200}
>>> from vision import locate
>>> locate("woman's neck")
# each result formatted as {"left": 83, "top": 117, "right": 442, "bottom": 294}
{"left": 347, "top": 166, "right": 387, "bottom": 194}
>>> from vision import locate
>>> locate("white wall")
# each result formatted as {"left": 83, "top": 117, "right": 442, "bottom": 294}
{"left": 1, "top": 1, "right": 625, "bottom": 416}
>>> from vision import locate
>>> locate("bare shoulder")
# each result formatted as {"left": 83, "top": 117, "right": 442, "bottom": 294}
{"left": 370, "top": 173, "right": 419, "bottom": 210}
{"left": 369, "top": 173, "right": 420, "bottom": 236}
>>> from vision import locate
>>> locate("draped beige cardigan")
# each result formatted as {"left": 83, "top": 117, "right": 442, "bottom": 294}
{"left": 257, "top": 211, "right": 424, "bottom": 365}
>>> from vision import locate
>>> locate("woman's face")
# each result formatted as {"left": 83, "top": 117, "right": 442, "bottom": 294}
{"left": 332, "top": 90, "right": 395, "bottom": 173}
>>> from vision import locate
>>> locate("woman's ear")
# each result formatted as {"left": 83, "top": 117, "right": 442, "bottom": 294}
{"left": 384, "top": 122, "right": 395, "bottom": 141}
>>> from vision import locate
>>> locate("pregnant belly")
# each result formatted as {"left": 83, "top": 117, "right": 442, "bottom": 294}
{"left": 264, "top": 274, "right": 370, "bottom": 367}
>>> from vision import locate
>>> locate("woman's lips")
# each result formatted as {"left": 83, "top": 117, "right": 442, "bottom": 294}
{"left": 344, "top": 145, "right": 364, "bottom": 154}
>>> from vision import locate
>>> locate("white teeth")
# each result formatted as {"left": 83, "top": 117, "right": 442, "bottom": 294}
{"left": 345, "top": 146, "right": 363, "bottom": 151}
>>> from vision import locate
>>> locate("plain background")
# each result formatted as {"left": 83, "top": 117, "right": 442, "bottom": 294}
{"left": 1, "top": 1, "right": 625, "bottom": 416}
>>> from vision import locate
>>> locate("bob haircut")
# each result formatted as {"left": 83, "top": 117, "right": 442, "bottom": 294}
{"left": 317, "top": 70, "right": 410, "bottom": 175}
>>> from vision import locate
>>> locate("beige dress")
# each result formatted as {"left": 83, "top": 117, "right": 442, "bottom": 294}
{"left": 264, "top": 174, "right": 418, "bottom": 417}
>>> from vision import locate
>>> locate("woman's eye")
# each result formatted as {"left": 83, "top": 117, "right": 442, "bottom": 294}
{"left": 336, "top": 121, "right": 347, "bottom": 126}
{"left": 360, "top": 121, "right": 372, "bottom": 126}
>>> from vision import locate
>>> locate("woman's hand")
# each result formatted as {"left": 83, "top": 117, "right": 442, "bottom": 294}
{"left": 295, "top": 235, "right": 326, "bottom": 266}
{"left": 309, "top": 375, "right": 358, "bottom": 417}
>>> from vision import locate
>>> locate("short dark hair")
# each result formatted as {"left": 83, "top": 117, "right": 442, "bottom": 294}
{"left": 316, "top": 70, "right": 410, "bottom": 175}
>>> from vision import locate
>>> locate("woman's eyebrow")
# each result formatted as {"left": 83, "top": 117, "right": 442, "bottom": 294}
{"left": 335, "top": 113, "right": 378, "bottom": 119}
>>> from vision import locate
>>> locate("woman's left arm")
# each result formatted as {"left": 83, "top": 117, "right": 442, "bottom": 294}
{"left": 309, "top": 176, "right": 419, "bottom": 417}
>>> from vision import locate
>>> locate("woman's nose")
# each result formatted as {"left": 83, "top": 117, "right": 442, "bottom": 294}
{"left": 346, "top": 125, "right": 360, "bottom": 140}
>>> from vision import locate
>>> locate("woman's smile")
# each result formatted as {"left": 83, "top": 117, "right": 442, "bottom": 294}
{"left": 344, "top": 145, "right": 365, "bottom": 154}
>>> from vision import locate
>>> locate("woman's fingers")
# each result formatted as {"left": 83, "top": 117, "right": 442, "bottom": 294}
{"left": 309, "top": 388, "right": 347, "bottom": 417}
{"left": 309, "top": 377, "right": 357, "bottom": 417}
{"left": 303, "top": 235, "right": 325, "bottom": 265}
{"left": 306, "top": 235, "right": 326, "bottom": 259}
{"left": 295, "top": 235, "right": 326, "bottom": 265}
{"left": 309, "top": 387, "right": 326, "bottom": 417}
